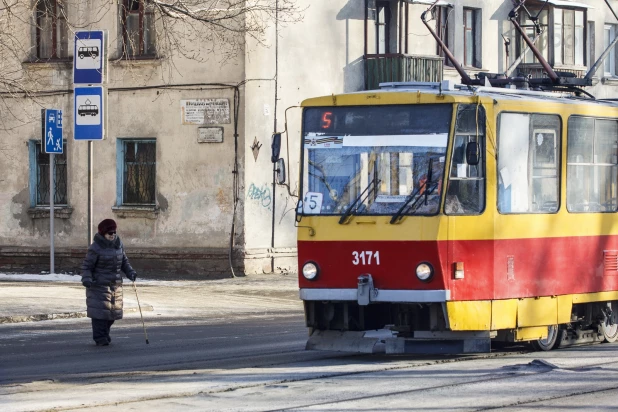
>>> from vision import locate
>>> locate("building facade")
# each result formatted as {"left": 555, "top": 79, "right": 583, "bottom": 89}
{"left": 1, "top": 0, "right": 617, "bottom": 278}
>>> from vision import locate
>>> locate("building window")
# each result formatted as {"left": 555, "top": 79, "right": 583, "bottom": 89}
{"left": 375, "top": 1, "right": 391, "bottom": 54}
{"left": 121, "top": 0, "right": 156, "bottom": 57}
{"left": 519, "top": 9, "right": 549, "bottom": 64}
{"left": 463, "top": 8, "right": 481, "bottom": 68}
{"left": 117, "top": 140, "right": 156, "bottom": 205}
{"left": 436, "top": 6, "right": 452, "bottom": 66}
{"left": 553, "top": 8, "right": 585, "bottom": 66}
{"left": 567, "top": 117, "right": 618, "bottom": 212}
{"left": 36, "top": 0, "right": 68, "bottom": 59}
{"left": 29, "top": 140, "right": 68, "bottom": 206}
{"left": 588, "top": 21, "right": 595, "bottom": 67}
{"left": 518, "top": 7, "right": 585, "bottom": 67}
{"left": 604, "top": 24, "right": 616, "bottom": 76}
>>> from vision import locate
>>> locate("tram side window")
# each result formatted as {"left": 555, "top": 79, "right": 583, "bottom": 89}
{"left": 498, "top": 113, "right": 561, "bottom": 214}
{"left": 567, "top": 117, "right": 618, "bottom": 212}
{"left": 445, "top": 104, "right": 486, "bottom": 215}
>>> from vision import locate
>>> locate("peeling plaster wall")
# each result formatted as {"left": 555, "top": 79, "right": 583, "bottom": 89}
{"left": 4, "top": 0, "right": 618, "bottom": 276}
{"left": 242, "top": 1, "right": 365, "bottom": 274}
{"left": 0, "top": 1, "right": 245, "bottom": 276}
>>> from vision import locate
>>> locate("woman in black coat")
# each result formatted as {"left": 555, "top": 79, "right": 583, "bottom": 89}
{"left": 80, "top": 219, "right": 137, "bottom": 346}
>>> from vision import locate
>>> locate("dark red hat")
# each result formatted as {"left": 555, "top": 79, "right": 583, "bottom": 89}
{"left": 97, "top": 219, "right": 117, "bottom": 235}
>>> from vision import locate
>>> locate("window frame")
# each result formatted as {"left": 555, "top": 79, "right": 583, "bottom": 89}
{"left": 116, "top": 138, "right": 157, "bottom": 206}
{"left": 553, "top": 7, "right": 586, "bottom": 66}
{"left": 375, "top": 1, "right": 391, "bottom": 54}
{"left": 121, "top": 0, "right": 156, "bottom": 58}
{"left": 35, "top": 0, "right": 68, "bottom": 60}
{"left": 445, "top": 103, "right": 486, "bottom": 216}
{"left": 566, "top": 116, "right": 618, "bottom": 213}
{"left": 604, "top": 24, "right": 616, "bottom": 76}
{"left": 463, "top": 8, "right": 481, "bottom": 69}
{"left": 463, "top": 8, "right": 475, "bottom": 67}
{"left": 518, "top": 8, "right": 549, "bottom": 64}
{"left": 517, "top": 6, "right": 586, "bottom": 67}
{"left": 436, "top": 5, "right": 452, "bottom": 66}
{"left": 497, "top": 111, "right": 562, "bottom": 215}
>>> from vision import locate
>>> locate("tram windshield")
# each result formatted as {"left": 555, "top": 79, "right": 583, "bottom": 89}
{"left": 301, "top": 104, "right": 452, "bottom": 216}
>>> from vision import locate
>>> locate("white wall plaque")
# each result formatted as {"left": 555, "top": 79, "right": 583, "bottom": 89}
{"left": 198, "top": 127, "right": 224, "bottom": 143}
{"left": 181, "top": 99, "right": 230, "bottom": 125}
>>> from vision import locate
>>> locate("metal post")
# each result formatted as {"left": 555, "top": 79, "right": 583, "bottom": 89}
{"left": 49, "top": 153, "right": 55, "bottom": 274}
{"left": 88, "top": 141, "right": 93, "bottom": 245}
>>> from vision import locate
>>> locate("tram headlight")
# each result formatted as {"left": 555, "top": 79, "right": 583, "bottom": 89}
{"left": 415, "top": 262, "right": 434, "bottom": 282}
{"left": 302, "top": 261, "right": 319, "bottom": 280}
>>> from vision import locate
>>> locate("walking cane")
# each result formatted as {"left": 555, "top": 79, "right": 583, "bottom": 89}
{"left": 132, "top": 281, "right": 150, "bottom": 344}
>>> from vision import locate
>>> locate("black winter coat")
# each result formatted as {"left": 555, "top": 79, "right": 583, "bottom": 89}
{"left": 80, "top": 233, "right": 136, "bottom": 320}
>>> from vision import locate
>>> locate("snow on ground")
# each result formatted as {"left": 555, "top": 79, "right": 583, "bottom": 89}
{"left": 0, "top": 272, "right": 299, "bottom": 292}
{"left": 0, "top": 273, "right": 80, "bottom": 282}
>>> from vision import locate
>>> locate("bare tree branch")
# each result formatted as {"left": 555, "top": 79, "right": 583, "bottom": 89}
{"left": 0, "top": 0, "right": 304, "bottom": 141}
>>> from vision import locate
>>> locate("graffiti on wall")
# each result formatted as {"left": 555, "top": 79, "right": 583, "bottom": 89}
{"left": 247, "top": 183, "right": 272, "bottom": 211}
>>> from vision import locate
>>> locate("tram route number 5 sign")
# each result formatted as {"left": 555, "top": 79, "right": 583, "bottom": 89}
{"left": 302, "top": 192, "right": 323, "bottom": 214}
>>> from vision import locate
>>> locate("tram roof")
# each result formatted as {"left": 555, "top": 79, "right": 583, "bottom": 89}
{"left": 302, "top": 81, "right": 618, "bottom": 108}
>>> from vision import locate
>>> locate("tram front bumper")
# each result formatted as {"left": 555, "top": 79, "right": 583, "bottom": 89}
{"left": 306, "top": 330, "right": 491, "bottom": 354}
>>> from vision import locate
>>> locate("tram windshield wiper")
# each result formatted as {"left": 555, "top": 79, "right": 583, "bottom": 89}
{"left": 390, "top": 158, "right": 439, "bottom": 224}
{"left": 339, "top": 178, "right": 380, "bottom": 224}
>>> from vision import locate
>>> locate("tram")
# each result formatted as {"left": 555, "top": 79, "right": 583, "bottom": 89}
{"left": 295, "top": 1, "right": 618, "bottom": 354}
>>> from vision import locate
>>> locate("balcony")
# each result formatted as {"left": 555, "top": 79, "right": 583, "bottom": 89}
{"left": 516, "top": 63, "right": 587, "bottom": 80}
{"left": 364, "top": 54, "right": 444, "bottom": 90}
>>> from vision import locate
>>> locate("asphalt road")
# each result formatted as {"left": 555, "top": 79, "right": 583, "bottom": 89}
{"left": 2, "top": 306, "right": 618, "bottom": 411}
{"left": 0, "top": 313, "right": 329, "bottom": 385}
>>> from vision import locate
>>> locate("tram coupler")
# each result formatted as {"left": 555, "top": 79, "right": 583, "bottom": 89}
{"left": 357, "top": 274, "right": 374, "bottom": 306}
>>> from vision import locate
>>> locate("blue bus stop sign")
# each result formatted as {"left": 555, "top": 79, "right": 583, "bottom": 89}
{"left": 74, "top": 31, "right": 105, "bottom": 84}
{"left": 74, "top": 86, "right": 104, "bottom": 140}
{"left": 43, "top": 109, "right": 63, "bottom": 154}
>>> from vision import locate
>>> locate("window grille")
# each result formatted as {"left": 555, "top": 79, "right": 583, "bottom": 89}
{"left": 35, "top": 142, "right": 68, "bottom": 205}
{"left": 123, "top": 140, "right": 156, "bottom": 205}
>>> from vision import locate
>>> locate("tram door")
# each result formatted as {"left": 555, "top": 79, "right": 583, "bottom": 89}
{"left": 444, "top": 104, "right": 488, "bottom": 299}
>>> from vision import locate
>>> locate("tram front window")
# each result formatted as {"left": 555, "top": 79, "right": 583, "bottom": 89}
{"left": 301, "top": 105, "right": 452, "bottom": 216}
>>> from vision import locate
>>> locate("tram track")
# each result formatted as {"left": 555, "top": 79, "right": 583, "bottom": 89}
{"left": 6, "top": 343, "right": 618, "bottom": 411}
{"left": 258, "top": 355, "right": 618, "bottom": 412}
{"left": 8, "top": 349, "right": 530, "bottom": 411}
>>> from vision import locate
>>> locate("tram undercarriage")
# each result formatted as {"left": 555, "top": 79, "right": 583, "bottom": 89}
{"left": 303, "top": 300, "right": 618, "bottom": 354}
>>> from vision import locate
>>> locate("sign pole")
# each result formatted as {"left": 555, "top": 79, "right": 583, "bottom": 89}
{"left": 73, "top": 30, "right": 106, "bottom": 245}
{"left": 88, "top": 141, "right": 93, "bottom": 245}
{"left": 43, "top": 108, "right": 62, "bottom": 274}
{"left": 49, "top": 153, "right": 55, "bottom": 274}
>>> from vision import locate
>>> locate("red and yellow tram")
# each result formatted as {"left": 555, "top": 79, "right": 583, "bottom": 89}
{"left": 296, "top": 82, "right": 618, "bottom": 353}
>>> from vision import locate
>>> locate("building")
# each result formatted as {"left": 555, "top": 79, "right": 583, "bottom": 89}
{"left": 0, "top": 0, "right": 616, "bottom": 278}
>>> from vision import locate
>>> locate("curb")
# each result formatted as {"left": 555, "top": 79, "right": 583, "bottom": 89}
{"left": 0, "top": 304, "right": 154, "bottom": 324}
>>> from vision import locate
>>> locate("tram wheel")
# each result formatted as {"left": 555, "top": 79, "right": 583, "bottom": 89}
{"left": 601, "top": 320, "right": 618, "bottom": 343}
{"left": 531, "top": 325, "right": 560, "bottom": 351}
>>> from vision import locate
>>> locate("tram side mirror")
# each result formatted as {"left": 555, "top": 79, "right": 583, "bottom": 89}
{"left": 271, "top": 133, "right": 282, "bottom": 163}
{"left": 466, "top": 142, "right": 480, "bottom": 165}
{"left": 275, "top": 158, "right": 286, "bottom": 184}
